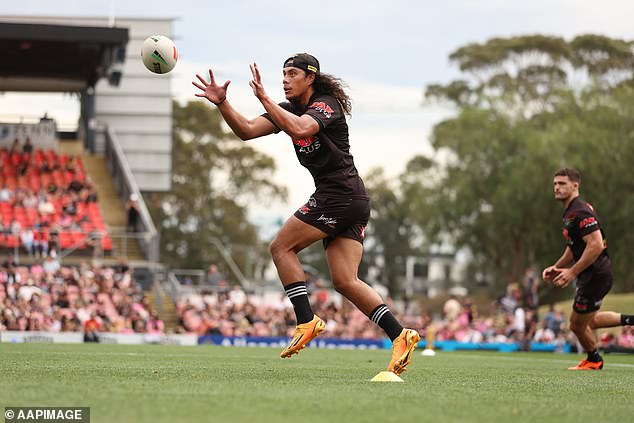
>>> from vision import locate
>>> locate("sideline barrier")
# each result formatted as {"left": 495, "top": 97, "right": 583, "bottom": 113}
{"left": 0, "top": 331, "right": 197, "bottom": 346}
{"left": 0, "top": 331, "right": 83, "bottom": 344}
{"left": 407, "top": 340, "right": 571, "bottom": 353}
{"left": 198, "top": 335, "right": 383, "bottom": 350}
{"left": 0, "top": 331, "right": 570, "bottom": 352}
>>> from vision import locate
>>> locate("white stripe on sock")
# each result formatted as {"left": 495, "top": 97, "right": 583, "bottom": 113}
{"left": 371, "top": 306, "right": 389, "bottom": 324}
{"left": 285, "top": 286, "right": 307, "bottom": 296}
{"left": 285, "top": 287, "right": 308, "bottom": 299}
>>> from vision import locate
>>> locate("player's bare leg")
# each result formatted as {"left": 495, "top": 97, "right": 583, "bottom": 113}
{"left": 326, "top": 237, "right": 420, "bottom": 375}
{"left": 590, "top": 311, "right": 623, "bottom": 329}
{"left": 271, "top": 217, "right": 327, "bottom": 358}
{"left": 568, "top": 311, "right": 603, "bottom": 370}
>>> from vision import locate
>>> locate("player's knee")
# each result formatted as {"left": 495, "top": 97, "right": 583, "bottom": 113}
{"left": 332, "top": 277, "right": 353, "bottom": 295}
{"left": 269, "top": 238, "right": 285, "bottom": 261}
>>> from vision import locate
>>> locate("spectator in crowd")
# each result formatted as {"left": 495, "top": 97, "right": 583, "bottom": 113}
{"left": 42, "top": 253, "right": 60, "bottom": 274}
{"left": 206, "top": 264, "right": 226, "bottom": 288}
{"left": 543, "top": 304, "right": 566, "bottom": 335}
{"left": 10, "top": 138, "right": 21, "bottom": 153}
{"left": 522, "top": 267, "right": 540, "bottom": 312}
{"left": 38, "top": 195, "right": 55, "bottom": 216}
{"left": 533, "top": 319, "right": 556, "bottom": 343}
{"left": 84, "top": 312, "right": 101, "bottom": 342}
{"left": 443, "top": 295, "right": 461, "bottom": 323}
{"left": 0, "top": 186, "right": 11, "bottom": 204}
{"left": 22, "top": 137, "right": 33, "bottom": 154}
{"left": 20, "top": 227, "right": 35, "bottom": 256}
{"left": 0, "top": 185, "right": 12, "bottom": 203}
{"left": 126, "top": 194, "right": 141, "bottom": 232}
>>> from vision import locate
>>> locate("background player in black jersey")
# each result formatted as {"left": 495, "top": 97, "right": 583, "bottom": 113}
{"left": 193, "top": 54, "right": 420, "bottom": 375}
{"left": 542, "top": 168, "right": 633, "bottom": 370}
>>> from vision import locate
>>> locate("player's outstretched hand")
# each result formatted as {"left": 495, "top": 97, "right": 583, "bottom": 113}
{"left": 249, "top": 62, "right": 268, "bottom": 100}
{"left": 193, "top": 69, "right": 230, "bottom": 105}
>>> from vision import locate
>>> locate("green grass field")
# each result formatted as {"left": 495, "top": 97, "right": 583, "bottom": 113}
{"left": 1, "top": 343, "right": 632, "bottom": 423}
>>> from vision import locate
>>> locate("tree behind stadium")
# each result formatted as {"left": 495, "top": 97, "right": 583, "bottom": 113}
{"left": 146, "top": 101, "right": 287, "bottom": 276}
{"left": 408, "top": 34, "right": 634, "bottom": 294}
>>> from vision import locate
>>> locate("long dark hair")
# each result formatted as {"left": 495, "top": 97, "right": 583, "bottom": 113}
{"left": 313, "top": 73, "right": 352, "bottom": 116}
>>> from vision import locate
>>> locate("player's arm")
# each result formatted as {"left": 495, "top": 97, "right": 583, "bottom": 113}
{"left": 192, "top": 69, "right": 277, "bottom": 140}
{"left": 249, "top": 63, "right": 319, "bottom": 139}
{"left": 554, "top": 247, "right": 574, "bottom": 268}
{"left": 568, "top": 230, "right": 604, "bottom": 276}
{"left": 216, "top": 102, "right": 278, "bottom": 140}
{"left": 259, "top": 97, "right": 318, "bottom": 139}
{"left": 553, "top": 231, "right": 604, "bottom": 288}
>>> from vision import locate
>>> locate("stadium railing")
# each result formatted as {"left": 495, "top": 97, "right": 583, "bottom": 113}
{"left": 102, "top": 127, "right": 159, "bottom": 262}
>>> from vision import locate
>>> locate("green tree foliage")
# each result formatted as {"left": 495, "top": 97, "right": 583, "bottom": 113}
{"left": 409, "top": 34, "right": 634, "bottom": 292}
{"left": 363, "top": 168, "right": 418, "bottom": 295}
{"left": 147, "top": 101, "right": 286, "bottom": 275}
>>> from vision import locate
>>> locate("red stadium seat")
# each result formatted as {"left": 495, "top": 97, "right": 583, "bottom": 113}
{"left": 102, "top": 235, "right": 113, "bottom": 251}
{"left": 60, "top": 231, "right": 73, "bottom": 249}
{"left": 6, "top": 235, "right": 18, "bottom": 248}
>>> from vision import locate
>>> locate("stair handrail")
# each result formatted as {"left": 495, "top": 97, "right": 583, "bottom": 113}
{"left": 103, "top": 126, "right": 159, "bottom": 263}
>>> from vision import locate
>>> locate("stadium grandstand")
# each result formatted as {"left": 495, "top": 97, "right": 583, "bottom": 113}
{"left": 0, "top": 16, "right": 180, "bottom": 344}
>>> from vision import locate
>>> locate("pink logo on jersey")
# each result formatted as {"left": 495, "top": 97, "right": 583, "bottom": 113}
{"left": 293, "top": 136, "right": 317, "bottom": 147}
{"left": 579, "top": 217, "right": 597, "bottom": 229}
{"left": 360, "top": 226, "right": 366, "bottom": 239}
{"left": 309, "top": 101, "right": 333, "bottom": 118}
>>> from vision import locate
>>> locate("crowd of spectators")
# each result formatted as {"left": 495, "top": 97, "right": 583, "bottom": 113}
{"left": 174, "top": 266, "right": 634, "bottom": 351}
{"left": 0, "top": 259, "right": 163, "bottom": 336}
{"left": 3, "top": 251, "right": 632, "bottom": 352}
{"left": 0, "top": 140, "right": 112, "bottom": 258}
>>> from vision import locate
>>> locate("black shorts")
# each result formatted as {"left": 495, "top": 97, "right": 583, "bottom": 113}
{"left": 573, "top": 255, "right": 613, "bottom": 314}
{"left": 294, "top": 193, "right": 370, "bottom": 249}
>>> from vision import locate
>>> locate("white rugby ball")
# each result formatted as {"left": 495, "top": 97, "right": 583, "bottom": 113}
{"left": 141, "top": 35, "right": 178, "bottom": 74}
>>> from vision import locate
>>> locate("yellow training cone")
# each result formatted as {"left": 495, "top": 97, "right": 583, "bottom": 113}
{"left": 370, "top": 371, "right": 404, "bottom": 382}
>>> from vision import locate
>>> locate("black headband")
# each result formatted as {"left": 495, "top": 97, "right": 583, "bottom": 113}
{"left": 283, "top": 53, "right": 320, "bottom": 74}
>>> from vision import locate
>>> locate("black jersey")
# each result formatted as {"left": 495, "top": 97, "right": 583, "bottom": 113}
{"left": 262, "top": 93, "right": 367, "bottom": 199}
{"left": 562, "top": 197, "right": 608, "bottom": 262}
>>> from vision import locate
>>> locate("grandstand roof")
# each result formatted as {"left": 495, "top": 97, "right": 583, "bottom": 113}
{"left": 0, "top": 21, "right": 128, "bottom": 92}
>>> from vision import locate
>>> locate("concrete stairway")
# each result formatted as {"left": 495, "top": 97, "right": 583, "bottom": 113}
{"left": 60, "top": 139, "right": 145, "bottom": 261}
{"left": 81, "top": 154, "right": 145, "bottom": 261}
{"left": 146, "top": 282, "right": 180, "bottom": 332}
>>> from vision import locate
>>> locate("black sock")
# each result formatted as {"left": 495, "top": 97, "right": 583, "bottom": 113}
{"left": 587, "top": 349, "right": 603, "bottom": 362}
{"left": 621, "top": 314, "right": 633, "bottom": 326}
{"left": 369, "top": 304, "right": 403, "bottom": 341}
{"left": 284, "top": 281, "right": 313, "bottom": 324}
